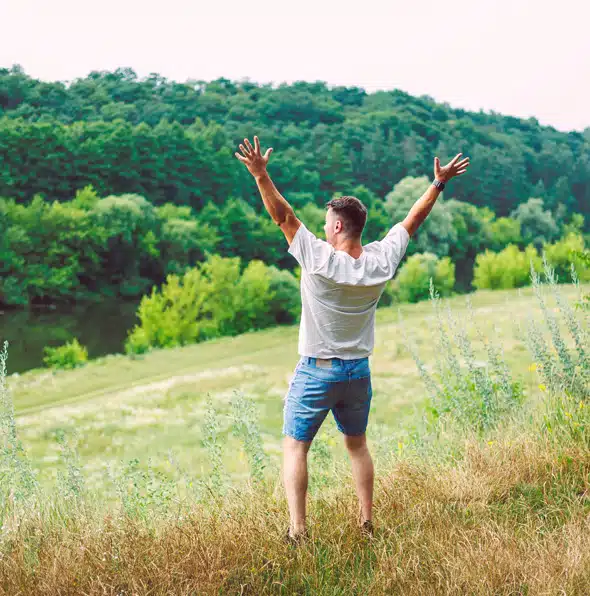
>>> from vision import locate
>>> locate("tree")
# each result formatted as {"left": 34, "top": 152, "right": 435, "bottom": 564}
{"left": 510, "top": 198, "right": 559, "bottom": 248}
{"left": 384, "top": 176, "right": 456, "bottom": 257}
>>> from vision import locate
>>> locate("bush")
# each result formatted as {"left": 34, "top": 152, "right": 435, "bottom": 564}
{"left": 266, "top": 266, "right": 301, "bottom": 324}
{"left": 43, "top": 339, "right": 88, "bottom": 370}
{"left": 473, "top": 244, "right": 541, "bottom": 290}
{"left": 543, "top": 233, "right": 590, "bottom": 283}
{"left": 125, "top": 255, "right": 300, "bottom": 353}
{"left": 386, "top": 253, "right": 455, "bottom": 303}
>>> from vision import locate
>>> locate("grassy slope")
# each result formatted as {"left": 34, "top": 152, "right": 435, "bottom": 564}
{"left": 9, "top": 285, "right": 585, "bottom": 490}
{"left": 2, "top": 284, "right": 589, "bottom": 595}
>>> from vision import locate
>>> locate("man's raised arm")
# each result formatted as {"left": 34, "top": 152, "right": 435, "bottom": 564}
{"left": 401, "top": 153, "right": 470, "bottom": 237}
{"left": 235, "top": 136, "right": 301, "bottom": 245}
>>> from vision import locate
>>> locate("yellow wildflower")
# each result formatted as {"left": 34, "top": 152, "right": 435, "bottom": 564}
{"left": 538, "top": 384, "right": 546, "bottom": 392}
{"left": 528, "top": 363, "right": 537, "bottom": 372}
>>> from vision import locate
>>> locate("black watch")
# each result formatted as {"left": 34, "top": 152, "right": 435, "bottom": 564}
{"left": 432, "top": 179, "right": 445, "bottom": 191}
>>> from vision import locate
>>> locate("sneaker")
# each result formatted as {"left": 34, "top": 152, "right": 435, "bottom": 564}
{"left": 360, "top": 520, "right": 374, "bottom": 538}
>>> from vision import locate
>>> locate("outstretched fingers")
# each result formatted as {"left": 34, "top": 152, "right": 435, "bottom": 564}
{"left": 449, "top": 152, "right": 463, "bottom": 167}
{"left": 244, "top": 138, "right": 255, "bottom": 154}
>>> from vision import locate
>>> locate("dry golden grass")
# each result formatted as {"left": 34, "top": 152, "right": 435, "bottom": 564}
{"left": 2, "top": 432, "right": 588, "bottom": 595}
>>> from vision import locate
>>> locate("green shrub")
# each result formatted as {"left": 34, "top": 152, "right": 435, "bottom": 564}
{"left": 473, "top": 244, "right": 541, "bottom": 290}
{"left": 572, "top": 250, "right": 590, "bottom": 311}
{"left": 125, "top": 255, "right": 299, "bottom": 353}
{"left": 267, "top": 265, "right": 301, "bottom": 323}
{"left": 232, "top": 260, "right": 275, "bottom": 334}
{"left": 542, "top": 233, "right": 589, "bottom": 283}
{"left": 387, "top": 253, "right": 455, "bottom": 303}
{"left": 125, "top": 267, "right": 212, "bottom": 353}
{"left": 43, "top": 339, "right": 88, "bottom": 370}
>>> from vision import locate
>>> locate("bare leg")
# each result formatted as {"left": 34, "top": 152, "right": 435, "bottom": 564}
{"left": 283, "top": 436, "right": 312, "bottom": 535}
{"left": 344, "top": 433, "right": 374, "bottom": 524}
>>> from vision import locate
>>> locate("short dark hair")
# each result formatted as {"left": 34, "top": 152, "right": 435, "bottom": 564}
{"left": 325, "top": 196, "right": 368, "bottom": 238}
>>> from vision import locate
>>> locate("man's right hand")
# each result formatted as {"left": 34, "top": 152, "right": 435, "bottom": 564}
{"left": 434, "top": 153, "right": 470, "bottom": 183}
{"left": 235, "top": 136, "right": 273, "bottom": 179}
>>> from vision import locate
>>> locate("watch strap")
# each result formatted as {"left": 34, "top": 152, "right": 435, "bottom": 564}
{"left": 432, "top": 179, "right": 445, "bottom": 190}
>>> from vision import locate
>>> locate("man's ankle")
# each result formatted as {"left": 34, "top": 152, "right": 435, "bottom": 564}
{"left": 289, "top": 524, "right": 307, "bottom": 537}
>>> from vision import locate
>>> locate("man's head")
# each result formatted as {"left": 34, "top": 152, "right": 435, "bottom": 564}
{"left": 324, "top": 196, "right": 368, "bottom": 246}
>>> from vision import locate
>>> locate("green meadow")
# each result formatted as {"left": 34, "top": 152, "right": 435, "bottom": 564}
{"left": 9, "top": 285, "right": 584, "bottom": 493}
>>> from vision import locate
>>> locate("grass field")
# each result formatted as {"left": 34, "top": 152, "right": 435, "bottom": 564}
{"left": 2, "top": 282, "right": 589, "bottom": 594}
{"left": 7, "top": 284, "right": 585, "bottom": 491}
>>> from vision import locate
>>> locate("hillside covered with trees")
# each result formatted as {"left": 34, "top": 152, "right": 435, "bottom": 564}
{"left": 1, "top": 65, "right": 588, "bottom": 308}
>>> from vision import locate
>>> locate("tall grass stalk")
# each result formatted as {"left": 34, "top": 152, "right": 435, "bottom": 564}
{"left": 0, "top": 342, "right": 38, "bottom": 517}
{"left": 404, "top": 281, "right": 523, "bottom": 438}
{"left": 527, "top": 258, "right": 588, "bottom": 399}
{"left": 230, "top": 391, "right": 269, "bottom": 485}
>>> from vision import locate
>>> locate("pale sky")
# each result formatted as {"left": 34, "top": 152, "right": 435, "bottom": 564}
{"left": 1, "top": 0, "right": 589, "bottom": 132}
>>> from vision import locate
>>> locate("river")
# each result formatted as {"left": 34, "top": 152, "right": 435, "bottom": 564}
{"left": 0, "top": 300, "right": 140, "bottom": 374}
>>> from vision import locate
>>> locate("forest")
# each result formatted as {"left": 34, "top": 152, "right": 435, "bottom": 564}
{"left": 1, "top": 65, "right": 589, "bottom": 309}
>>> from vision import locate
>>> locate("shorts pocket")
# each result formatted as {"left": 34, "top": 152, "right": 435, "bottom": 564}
{"left": 284, "top": 368, "right": 308, "bottom": 402}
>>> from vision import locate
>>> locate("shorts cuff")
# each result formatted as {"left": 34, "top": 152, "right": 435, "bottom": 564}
{"left": 283, "top": 429, "right": 314, "bottom": 442}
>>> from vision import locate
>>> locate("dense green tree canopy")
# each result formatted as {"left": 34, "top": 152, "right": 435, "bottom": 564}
{"left": 1, "top": 66, "right": 588, "bottom": 308}
{"left": 1, "top": 66, "right": 589, "bottom": 225}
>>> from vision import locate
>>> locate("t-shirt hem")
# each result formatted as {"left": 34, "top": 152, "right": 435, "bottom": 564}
{"left": 299, "top": 351, "right": 372, "bottom": 360}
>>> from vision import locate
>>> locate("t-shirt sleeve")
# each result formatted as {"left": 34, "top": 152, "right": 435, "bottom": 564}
{"left": 379, "top": 222, "right": 410, "bottom": 274}
{"left": 288, "top": 223, "right": 333, "bottom": 272}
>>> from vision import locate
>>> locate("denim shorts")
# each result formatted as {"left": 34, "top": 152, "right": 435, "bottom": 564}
{"left": 283, "top": 356, "right": 372, "bottom": 442}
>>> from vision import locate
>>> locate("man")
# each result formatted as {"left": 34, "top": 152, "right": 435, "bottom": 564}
{"left": 235, "top": 136, "right": 469, "bottom": 542}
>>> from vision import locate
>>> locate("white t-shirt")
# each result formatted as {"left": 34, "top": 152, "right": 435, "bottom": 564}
{"left": 288, "top": 222, "right": 410, "bottom": 359}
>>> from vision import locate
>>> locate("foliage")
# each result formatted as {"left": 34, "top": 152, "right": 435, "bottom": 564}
{"left": 266, "top": 265, "right": 301, "bottom": 324}
{"left": 473, "top": 244, "right": 542, "bottom": 290}
{"left": 510, "top": 197, "right": 559, "bottom": 248}
{"left": 0, "top": 342, "right": 38, "bottom": 511}
{"left": 524, "top": 259, "right": 589, "bottom": 401}
{"left": 402, "top": 283, "right": 524, "bottom": 435}
{"left": 2, "top": 66, "right": 589, "bottom": 231}
{"left": 125, "top": 255, "right": 296, "bottom": 353}
{"left": 1, "top": 67, "right": 590, "bottom": 306}
{"left": 384, "top": 176, "right": 456, "bottom": 258}
{"left": 572, "top": 250, "right": 590, "bottom": 310}
{"left": 542, "top": 233, "right": 590, "bottom": 283}
{"left": 43, "top": 338, "right": 88, "bottom": 370}
{"left": 387, "top": 253, "right": 455, "bottom": 303}
{"left": 473, "top": 234, "right": 589, "bottom": 291}
{"left": 230, "top": 392, "right": 269, "bottom": 485}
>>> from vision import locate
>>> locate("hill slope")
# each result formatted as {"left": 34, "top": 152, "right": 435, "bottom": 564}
{"left": 1, "top": 66, "right": 589, "bottom": 221}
